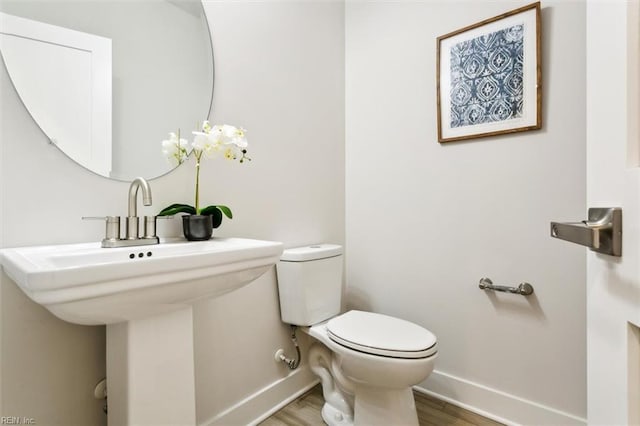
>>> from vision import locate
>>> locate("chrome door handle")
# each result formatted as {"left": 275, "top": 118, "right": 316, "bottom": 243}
{"left": 550, "top": 207, "right": 622, "bottom": 256}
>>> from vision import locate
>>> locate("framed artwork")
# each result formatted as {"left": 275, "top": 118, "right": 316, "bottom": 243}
{"left": 436, "top": 2, "right": 541, "bottom": 143}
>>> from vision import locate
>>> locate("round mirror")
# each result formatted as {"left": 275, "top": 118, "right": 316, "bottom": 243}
{"left": 0, "top": 0, "right": 213, "bottom": 181}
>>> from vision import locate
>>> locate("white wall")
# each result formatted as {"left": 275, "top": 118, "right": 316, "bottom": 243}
{"left": 586, "top": 2, "right": 640, "bottom": 424}
{"left": 345, "top": 1, "right": 586, "bottom": 425}
{"left": 0, "top": 1, "right": 344, "bottom": 424}
{"left": 194, "top": 1, "right": 345, "bottom": 424}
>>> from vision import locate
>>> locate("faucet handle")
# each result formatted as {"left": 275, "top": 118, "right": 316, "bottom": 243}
{"left": 142, "top": 216, "right": 157, "bottom": 239}
{"left": 125, "top": 216, "right": 139, "bottom": 240}
{"left": 82, "top": 216, "right": 121, "bottom": 242}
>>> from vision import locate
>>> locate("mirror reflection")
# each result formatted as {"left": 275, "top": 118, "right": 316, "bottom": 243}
{"left": 0, "top": 0, "right": 214, "bottom": 181}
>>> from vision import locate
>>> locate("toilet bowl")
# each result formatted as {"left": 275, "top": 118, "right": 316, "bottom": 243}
{"left": 307, "top": 312, "right": 437, "bottom": 425}
{"left": 276, "top": 244, "right": 438, "bottom": 426}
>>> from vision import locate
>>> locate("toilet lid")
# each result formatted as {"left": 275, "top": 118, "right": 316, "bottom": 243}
{"left": 326, "top": 310, "right": 437, "bottom": 359}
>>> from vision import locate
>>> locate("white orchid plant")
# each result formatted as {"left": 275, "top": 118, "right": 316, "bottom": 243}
{"left": 159, "top": 121, "right": 250, "bottom": 227}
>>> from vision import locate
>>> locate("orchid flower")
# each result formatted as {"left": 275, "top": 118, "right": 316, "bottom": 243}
{"left": 158, "top": 121, "right": 251, "bottom": 227}
{"left": 161, "top": 131, "right": 189, "bottom": 165}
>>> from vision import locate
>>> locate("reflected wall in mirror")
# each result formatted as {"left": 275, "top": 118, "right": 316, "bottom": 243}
{"left": 0, "top": 0, "right": 214, "bottom": 181}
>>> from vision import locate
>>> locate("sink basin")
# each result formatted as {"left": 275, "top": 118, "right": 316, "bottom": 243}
{"left": 0, "top": 237, "right": 284, "bottom": 325}
{"left": 1, "top": 236, "right": 284, "bottom": 425}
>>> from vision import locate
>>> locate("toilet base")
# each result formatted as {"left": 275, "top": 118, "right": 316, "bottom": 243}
{"left": 353, "top": 386, "right": 418, "bottom": 426}
{"left": 320, "top": 385, "right": 420, "bottom": 426}
{"left": 322, "top": 402, "right": 354, "bottom": 426}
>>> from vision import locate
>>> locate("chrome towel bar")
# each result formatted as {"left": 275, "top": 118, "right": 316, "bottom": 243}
{"left": 478, "top": 277, "right": 534, "bottom": 296}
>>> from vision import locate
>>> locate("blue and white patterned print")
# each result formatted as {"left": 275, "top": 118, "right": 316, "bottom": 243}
{"left": 450, "top": 24, "right": 524, "bottom": 128}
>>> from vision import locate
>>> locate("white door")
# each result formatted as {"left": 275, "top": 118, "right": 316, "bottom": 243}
{"left": 586, "top": 1, "right": 640, "bottom": 424}
{"left": 0, "top": 12, "right": 112, "bottom": 176}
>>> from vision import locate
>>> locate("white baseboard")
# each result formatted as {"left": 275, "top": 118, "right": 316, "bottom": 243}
{"left": 200, "top": 366, "right": 318, "bottom": 426}
{"left": 200, "top": 366, "right": 586, "bottom": 426}
{"left": 415, "top": 370, "right": 586, "bottom": 426}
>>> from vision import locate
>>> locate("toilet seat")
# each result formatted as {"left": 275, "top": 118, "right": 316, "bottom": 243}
{"left": 326, "top": 310, "right": 437, "bottom": 359}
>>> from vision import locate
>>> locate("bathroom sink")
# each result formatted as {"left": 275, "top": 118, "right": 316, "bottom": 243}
{"left": 0, "top": 237, "right": 283, "bottom": 325}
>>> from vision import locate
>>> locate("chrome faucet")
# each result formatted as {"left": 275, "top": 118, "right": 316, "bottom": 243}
{"left": 126, "top": 177, "right": 153, "bottom": 240}
{"left": 129, "top": 177, "right": 152, "bottom": 217}
{"left": 83, "top": 177, "right": 160, "bottom": 248}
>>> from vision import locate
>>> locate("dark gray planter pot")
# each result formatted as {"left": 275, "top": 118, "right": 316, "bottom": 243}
{"left": 182, "top": 215, "right": 213, "bottom": 241}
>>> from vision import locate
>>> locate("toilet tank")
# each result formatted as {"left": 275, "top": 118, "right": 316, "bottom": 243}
{"left": 276, "top": 244, "right": 343, "bottom": 326}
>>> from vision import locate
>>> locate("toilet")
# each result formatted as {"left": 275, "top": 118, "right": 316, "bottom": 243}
{"left": 276, "top": 244, "right": 437, "bottom": 426}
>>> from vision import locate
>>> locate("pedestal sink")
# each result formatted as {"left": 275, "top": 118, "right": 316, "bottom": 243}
{"left": 0, "top": 237, "right": 283, "bottom": 425}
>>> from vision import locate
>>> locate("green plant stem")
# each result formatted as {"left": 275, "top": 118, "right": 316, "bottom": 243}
{"left": 194, "top": 151, "right": 202, "bottom": 214}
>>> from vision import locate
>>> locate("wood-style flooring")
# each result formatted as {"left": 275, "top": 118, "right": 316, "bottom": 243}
{"left": 260, "top": 384, "right": 504, "bottom": 426}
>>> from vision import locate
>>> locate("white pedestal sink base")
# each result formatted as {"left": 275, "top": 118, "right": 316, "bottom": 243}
{"left": 0, "top": 237, "right": 284, "bottom": 425}
{"left": 106, "top": 306, "right": 196, "bottom": 426}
